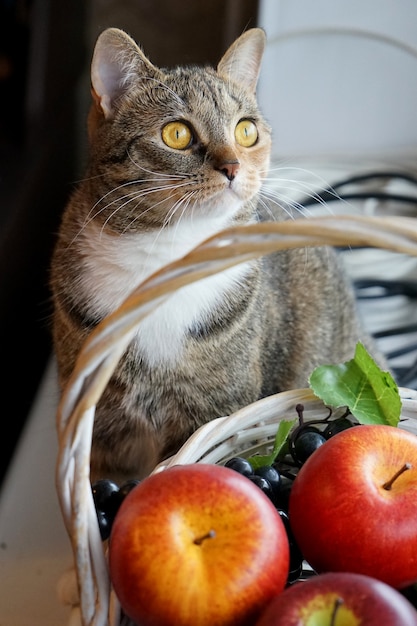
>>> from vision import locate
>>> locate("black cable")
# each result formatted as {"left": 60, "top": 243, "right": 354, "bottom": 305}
{"left": 328, "top": 171, "right": 417, "bottom": 190}
{"left": 354, "top": 279, "right": 417, "bottom": 299}
{"left": 372, "top": 324, "right": 417, "bottom": 339}
{"left": 299, "top": 170, "right": 417, "bottom": 208}
{"left": 302, "top": 190, "right": 417, "bottom": 208}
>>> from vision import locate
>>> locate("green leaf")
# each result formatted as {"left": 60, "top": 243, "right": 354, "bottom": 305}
{"left": 249, "top": 418, "right": 297, "bottom": 469}
{"left": 308, "top": 341, "right": 401, "bottom": 427}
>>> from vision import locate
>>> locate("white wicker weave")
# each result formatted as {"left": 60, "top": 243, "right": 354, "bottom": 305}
{"left": 55, "top": 216, "right": 417, "bottom": 626}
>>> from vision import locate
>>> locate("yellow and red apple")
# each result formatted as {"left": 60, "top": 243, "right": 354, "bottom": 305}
{"left": 109, "top": 463, "right": 290, "bottom": 626}
{"left": 289, "top": 424, "right": 417, "bottom": 588}
{"left": 255, "top": 572, "right": 417, "bottom": 625}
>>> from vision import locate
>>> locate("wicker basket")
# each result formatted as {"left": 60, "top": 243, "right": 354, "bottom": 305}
{"left": 56, "top": 215, "right": 417, "bottom": 626}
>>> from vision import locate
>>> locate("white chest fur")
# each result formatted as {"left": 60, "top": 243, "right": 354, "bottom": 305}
{"left": 78, "top": 215, "right": 251, "bottom": 366}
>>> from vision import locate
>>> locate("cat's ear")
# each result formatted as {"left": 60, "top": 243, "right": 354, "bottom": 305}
{"left": 90, "top": 28, "right": 159, "bottom": 119}
{"left": 217, "top": 28, "right": 266, "bottom": 94}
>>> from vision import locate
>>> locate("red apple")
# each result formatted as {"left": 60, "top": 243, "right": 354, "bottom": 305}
{"left": 255, "top": 572, "right": 417, "bottom": 626}
{"left": 288, "top": 424, "right": 417, "bottom": 588}
{"left": 109, "top": 463, "right": 290, "bottom": 626}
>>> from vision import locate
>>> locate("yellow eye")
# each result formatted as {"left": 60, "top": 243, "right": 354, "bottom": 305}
{"left": 161, "top": 121, "right": 193, "bottom": 150}
{"left": 235, "top": 119, "right": 258, "bottom": 147}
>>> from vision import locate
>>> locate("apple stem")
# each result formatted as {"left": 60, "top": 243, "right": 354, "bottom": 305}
{"left": 382, "top": 463, "right": 412, "bottom": 490}
{"left": 330, "top": 597, "right": 343, "bottom": 626}
{"left": 194, "top": 530, "right": 216, "bottom": 545}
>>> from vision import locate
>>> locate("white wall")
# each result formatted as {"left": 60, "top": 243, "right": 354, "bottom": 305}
{"left": 257, "top": 0, "right": 417, "bottom": 160}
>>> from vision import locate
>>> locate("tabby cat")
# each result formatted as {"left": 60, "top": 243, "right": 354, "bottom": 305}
{"left": 50, "top": 27, "right": 383, "bottom": 483}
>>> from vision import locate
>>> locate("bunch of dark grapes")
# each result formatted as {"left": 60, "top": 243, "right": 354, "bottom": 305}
{"left": 91, "top": 479, "right": 140, "bottom": 540}
{"left": 90, "top": 407, "right": 357, "bottom": 561}
{"left": 225, "top": 404, "right": 358, "bottom": 586}
{"left": 91, "top": 406, "right": 357, "bottom": 546}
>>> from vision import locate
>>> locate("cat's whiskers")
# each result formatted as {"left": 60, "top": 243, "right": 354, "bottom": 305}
{"left": 259, "top": 186, "right": 315, "bottom": 220}
{"left": 126, "top": 149, "right": 191, "bottom": 180}
{"left": 98, "top": 180, "right": 197, "bottom": 236}
{"left": 71, "top": 172, "right": 110, "bottom": 185}
{"left": 265, "top": 163, "right": 334, "bottom": 184}
{"left": 76, "top": 185, "right": 160, "bottom": 239}
{"left": 87, "top": 170, "right": 189, "bottom": 219}
{"left": 130, "top": 190, "right": 200, "bottom": 277}
{"left": 80, "top": 178, "right": 160, "bottom": 231}
{"left": 166, "top": 191, "right": 202, "bottom": 253}
{"left": 119, "top": 186, "right": 196, "bottom": 235}
{"left": 256, "top": 194, "right": 281, "bottom": 221}
{"left": 95, "top": 175, "right": 188, "bottom": 208}
{"left": 263, "top": 177, "right": 332, "bottom": 214}
{"left": 248, "top": 196, "right": 262, "bottom": 219}
{"left": 260, "top": 163, "right": 348, "bottom": 218}
{"left": 119, "top": 200, "right": 165, "bottom": 235}
{"left": 160, "top": 189, "right": 201, "bottom": 235}
{"left": 264, "top": 164, "right": 352, "bottom": 210}
{"left": 67, "top": 178, "right": 194, "bottom": 247}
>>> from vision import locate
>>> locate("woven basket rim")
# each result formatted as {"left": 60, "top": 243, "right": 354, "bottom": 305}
{"left": 153, "top": 385, "right": 417, "bottom": 472}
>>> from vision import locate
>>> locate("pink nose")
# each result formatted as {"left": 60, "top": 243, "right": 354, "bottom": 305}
{"left": 216, "top": 161, "right": 240, "bottom": 181}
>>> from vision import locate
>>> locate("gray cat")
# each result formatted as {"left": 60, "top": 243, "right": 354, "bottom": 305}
{"left": 50, "top": 27, "right": 383, "bottom": 483}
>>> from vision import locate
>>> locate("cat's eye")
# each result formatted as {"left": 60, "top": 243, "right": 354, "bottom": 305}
{"left": 235, "top": 119, "right": 258, "bottom": 147}
{"left": 161, "top": 121, "right": 193, "bottom": 150}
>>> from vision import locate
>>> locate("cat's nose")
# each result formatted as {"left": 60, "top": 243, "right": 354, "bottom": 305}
{"left": 216, "top": 160, "right": 240, "bottom": 181}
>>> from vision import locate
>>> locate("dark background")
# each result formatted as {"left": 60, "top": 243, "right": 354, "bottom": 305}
{"left": 0, "top": 0, "right": 259, "bottom": 485}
